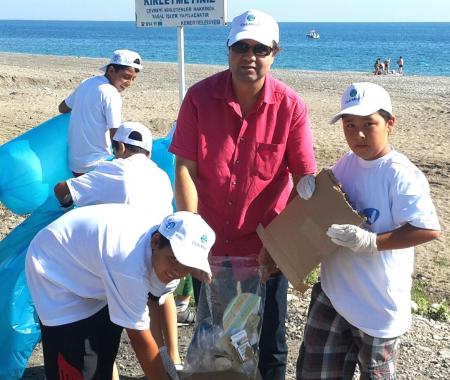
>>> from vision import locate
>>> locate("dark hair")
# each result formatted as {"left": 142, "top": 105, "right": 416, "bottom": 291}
{"left": 271, "top": 41, "right": 281, "bottom": 55}
{"left": 377, "top": 109, "right": 393, "bottom": 122}
{"left": 112, "top": 140, "right": 150, "bottom": 156}
{"left": 151, "top": 231, "right": 171, "bottom": 249}
{"left": 112, "top": 130, "right": 150, "bottom": 156}
{"left": 107, "top": 63, "right": 140, "bottom": 73}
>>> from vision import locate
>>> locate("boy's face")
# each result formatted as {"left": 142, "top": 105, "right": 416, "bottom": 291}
{"left": 107, "top": 66, "right": 138, "bottom": 93}
{"left": 151, "top": 239, "right": 190, "bottom": 284}
{"left": 342, "top": 112, "right": 395, "bottom": 161}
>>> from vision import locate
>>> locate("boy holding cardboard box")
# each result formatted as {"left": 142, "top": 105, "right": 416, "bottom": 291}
{"left": 295, "top": 82, "right": 440, "bottom": 379}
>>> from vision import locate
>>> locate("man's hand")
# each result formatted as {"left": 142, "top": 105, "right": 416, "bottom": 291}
{"left": 327, "top": 224, "right": 378, "bottom": 254}
{"left": 296, "top": 174, "right": 316, "bottom": 200}
{"left": 258, "top": 247, "right": 280, "bottom": 283}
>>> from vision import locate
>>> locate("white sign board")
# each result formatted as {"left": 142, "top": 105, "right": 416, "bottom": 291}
{"left": 135, "top": 0, "right": 227, "bottom": 28}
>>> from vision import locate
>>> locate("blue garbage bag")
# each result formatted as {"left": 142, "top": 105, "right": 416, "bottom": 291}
{"left": 0, "top": 196, "right": 66, "bottom": 379}
{"left": 0, "top": 113, "right": 176, "bottom": 379}
{"left": 0, "top": 114, "right": 72, "bottom": 215}
{"left": 151, "top": 123, "right": 175, "bottom": 186}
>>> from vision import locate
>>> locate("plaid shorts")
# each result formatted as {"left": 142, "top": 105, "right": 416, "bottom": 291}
{"left": 297, "top": 282, "right": 401, "bottom": 380}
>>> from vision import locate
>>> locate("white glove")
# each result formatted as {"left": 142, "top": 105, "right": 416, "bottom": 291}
{"left": 296, "top": 174, "right": 316, "bottom": 200}
{"left": 326, "top": 224, "right": 378, "bottom": 254}
{"left": 159, "top": 346, "right": 180, "bottom": 380}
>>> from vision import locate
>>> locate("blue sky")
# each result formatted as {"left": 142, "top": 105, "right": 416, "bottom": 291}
{"left": 1, "top": 0, "right": 449, "bottom": 22}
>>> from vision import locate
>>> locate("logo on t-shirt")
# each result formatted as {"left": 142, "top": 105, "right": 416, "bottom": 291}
{"left": 362, "top": 208, "right": 380, "bottom": 225}
{"left": 165, "top": 221, "right": 176, "bottom": 230}
{"left": 200, "top": 235, "right": 208, "bottom": 244}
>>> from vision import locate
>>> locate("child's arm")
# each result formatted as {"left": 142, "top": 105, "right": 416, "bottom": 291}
{"left": 327, "top": 223, "right": 440, "bottom": 254}
{"left": 126, "top": 327, "right": 170, "bottom": 380}
{"left": 376, "top": 223, "right": 440, "bottom": 251}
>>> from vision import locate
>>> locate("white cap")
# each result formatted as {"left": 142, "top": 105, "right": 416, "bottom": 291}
{"left": 113, "top": 122, "right": 152, "bottom": 153}
{"left": 158, "top": 211, "right": 215, "bottom": 276}
{"left": 330, "top": 82, "right": 393, "bottom": 124}
{"left": 99, "top": 49, "right": 143, "bottom": 72}
{"left": 227, "top": 9, "right": 279, "bottom": 47}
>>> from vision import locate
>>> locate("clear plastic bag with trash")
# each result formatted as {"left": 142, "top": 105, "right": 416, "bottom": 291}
{"left": 182, "top": 256, "right": 265, "bottom": 380}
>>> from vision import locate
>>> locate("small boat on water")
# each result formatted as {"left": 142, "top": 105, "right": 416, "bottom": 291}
{"left": 306, "top": 29, "right": 320, "bottom": 39}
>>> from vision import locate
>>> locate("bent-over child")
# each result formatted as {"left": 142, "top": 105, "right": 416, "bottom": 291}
{"left": 26, "top": 206, "right": 215, "bottom": 380}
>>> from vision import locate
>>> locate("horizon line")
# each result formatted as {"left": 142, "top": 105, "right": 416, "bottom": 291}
{"left": 1, "top": 18, "right": 449, "bottom": 23}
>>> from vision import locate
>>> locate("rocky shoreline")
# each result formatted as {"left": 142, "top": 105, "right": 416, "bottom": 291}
{"left": 24, "top": 287, "right": 450, "bottom": 379}
{"left": 0, "top": 53, "right": 448, "bottom": 379}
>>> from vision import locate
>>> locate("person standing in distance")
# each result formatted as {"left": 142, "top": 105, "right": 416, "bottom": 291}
{"left": 59, "top": 49, "right": 142, "bottom": 176}
{"left": 397, "top": 56, "right": 404, "bottom": 74}
{"left": 169, "top": 9, "right": 317, "bottom": 379}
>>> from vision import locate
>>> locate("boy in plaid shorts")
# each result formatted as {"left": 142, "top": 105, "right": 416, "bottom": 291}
{"left": 295, "top": 82, "right": 440, "bottom": 379}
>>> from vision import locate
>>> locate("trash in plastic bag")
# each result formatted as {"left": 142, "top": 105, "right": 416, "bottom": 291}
{"left": 183, "top": 256, "right": 265, "bottom": 380}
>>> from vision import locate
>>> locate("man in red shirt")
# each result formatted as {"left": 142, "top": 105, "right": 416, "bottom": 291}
{"left": 169, "top": 9, "right": 317, "bottom": 379}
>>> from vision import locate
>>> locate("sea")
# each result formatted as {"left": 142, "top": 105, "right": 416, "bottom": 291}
{"left": 0, "top": 20, "right": 449, "bottom": 77}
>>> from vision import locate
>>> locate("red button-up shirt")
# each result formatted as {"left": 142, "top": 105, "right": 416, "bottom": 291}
{"left": 170, "top": 70, "right": 317, "bottom": 260}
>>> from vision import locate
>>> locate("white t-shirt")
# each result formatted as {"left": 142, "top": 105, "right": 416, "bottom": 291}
{"left": 25, "top": 204, "right": 177, "bottom": 329}
{"left": 66, "top": 154, "right": 173, "bottom": 220}
{"left": 321, "top": 149, "right": 440, "bottom": 338}
{"left": 65, "top": 75, "right": 122, "bottom": 173}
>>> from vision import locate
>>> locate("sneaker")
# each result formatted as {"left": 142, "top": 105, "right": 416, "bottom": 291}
{"left": 177, "top": 307, "right": 196, "bottom": 325}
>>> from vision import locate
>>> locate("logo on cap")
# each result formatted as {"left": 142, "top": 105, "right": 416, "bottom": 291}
{"left": 165, "top": 221, "right": 176, "bottom": 230}
{"left": 345, "top": 88, "right": 361, "bottom": 105}
{"left": 247, "top": 14, "right": 255, "bottom": 22}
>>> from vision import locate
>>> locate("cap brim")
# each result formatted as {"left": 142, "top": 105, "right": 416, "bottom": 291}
{"left": 228, "top": 30, "right": 273, "bottom": 47}
{"left": 170, "top": 241, "right": 212, "bottom": 276}
{"left": 329, "top": 104, "right": 382, "bottom": 124}
{"left": 98, "top": 63, "right": 142, "bottom": 72}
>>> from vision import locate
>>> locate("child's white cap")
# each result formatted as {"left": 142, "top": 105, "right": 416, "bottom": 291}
{"left": 330, "top": 82, "right": 392, "bottom": 124}
{"left": 113, "top": 122, "right": 152, "bottom": 153}
{"left": 99, "top": 49, "right": 143, "bottom": 72}
{"left": 227, "top": 9, "right": 279, "bottom": 47}
{"left": 158, "top": 211, "right": 215, "bottom": 276}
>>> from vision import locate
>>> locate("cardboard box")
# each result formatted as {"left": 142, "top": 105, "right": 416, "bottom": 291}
{"left": 256, "top": 169, "right": 364, "bottom": 292}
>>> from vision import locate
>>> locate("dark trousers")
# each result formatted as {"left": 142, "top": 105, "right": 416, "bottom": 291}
{"left": 193, "top": 272, "right": 288, "bottom": 380}
{"left": 40, "top": 306, "right": 123, "bottom": 380}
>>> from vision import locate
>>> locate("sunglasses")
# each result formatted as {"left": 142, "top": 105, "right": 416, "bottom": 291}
{"left": 230, "top": 41, "right": 274, "bottom": 57}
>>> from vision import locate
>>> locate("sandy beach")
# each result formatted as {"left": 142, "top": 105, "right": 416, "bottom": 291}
{"left": 1, "top": 52, "right": 449, "bottom": 378}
